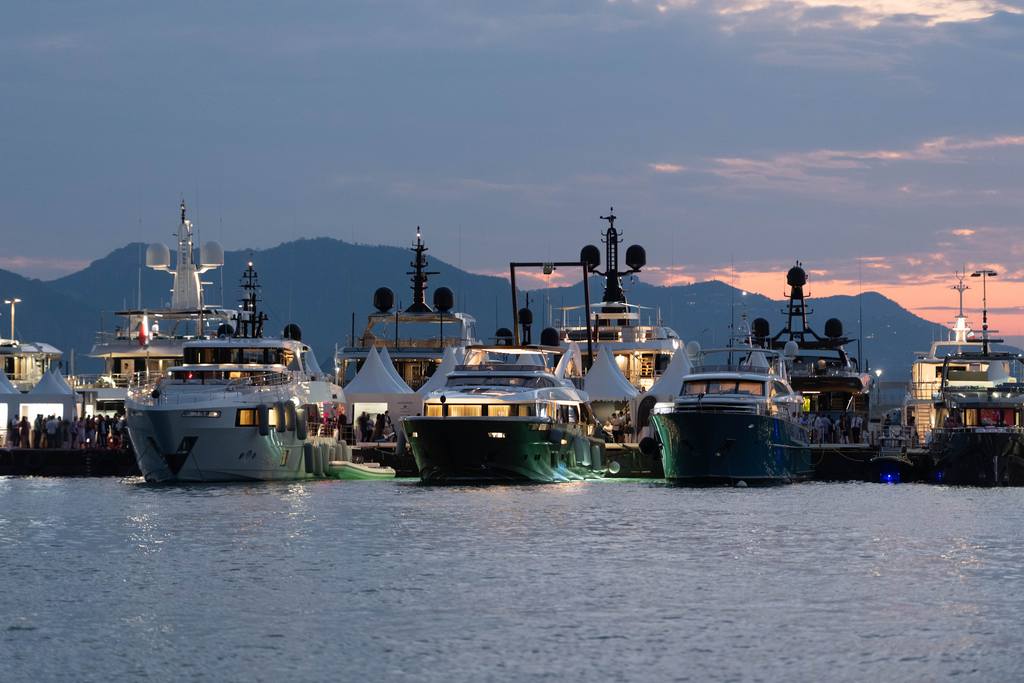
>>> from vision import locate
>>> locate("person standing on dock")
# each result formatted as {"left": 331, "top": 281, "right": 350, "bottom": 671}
{"left": 8, "top": 415, "right": 19, "bottom": 448}
{"left": 851, "top": 414, "right": 863, "bottom": 444}
{"left": 45, "top": 415, "right": 58, "bottom": 448}
{"left": 18, "top": 416, "right": 29, "bottom": 448}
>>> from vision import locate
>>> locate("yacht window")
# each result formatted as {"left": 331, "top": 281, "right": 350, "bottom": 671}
{"left": 447, "top": 404, "right": 483, "bottom": 417}
{"left": 771, "top": 381, "right": 790, "bottom": 397}
{"left": 237, "top": 409, "right": 257, "bottom": 426}
{"left": 683, "top": 380, "right": 765, "bottom": 396}
{"left": 567, "top": 405, "right": 578, "bottom": 423}
{"left": 425, "top": 403, "right": 443, "bottom": 417}
{"left": 445, "top": 375, "right": 554, "bottom": 388}
{"left": 488, "top": 405, "right": 512, "bottom": 417}
{"left": 242, "top": 348, "right": 266, "bottom": 364}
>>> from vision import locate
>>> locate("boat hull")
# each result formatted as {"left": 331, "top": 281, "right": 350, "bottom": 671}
{"left": 331, "top": 461, "right": 396, "bottom": 480}
{"left": 928, "top": 429, "right": 1024, "bottom": 486}
{"left": 404, "top": 417, "right": 598, "bottom": 483}
{"left": 651, "top": 411, "right": 811, "bottom": 485}
{"left": 128, "top": 406, "right": 329, "bottom": 483}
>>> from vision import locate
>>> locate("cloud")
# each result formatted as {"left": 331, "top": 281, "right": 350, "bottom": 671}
{"left": 0, "top": 256, "right": 90, "bottom": 278}
{"left": 649, "top": 162, "right": 686, "bottom": 173}
{"left": 951, "top": 228, "right": 976, "bottom": 236}
{"left": 652, "top": 0, "right": 1024, "bottom": 30}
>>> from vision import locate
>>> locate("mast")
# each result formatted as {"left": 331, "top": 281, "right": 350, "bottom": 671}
{"left": 406, "top": 227, "right": 438, "bottom": 313}
{"left": 599, "top": 208, "right": 625, "bottom": 304}
{"left": 951, "top": 269, "right": 970, "bottom": 344}
{"left": 236, "top": 260, "right": 267, "bottom": 338}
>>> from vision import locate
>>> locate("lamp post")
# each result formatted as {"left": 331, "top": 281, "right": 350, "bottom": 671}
{"left": 971, "top": 269, "right": 997, "bottom": 354}
{"left": 3, "top": 298, "right": 21, "bottom": 341}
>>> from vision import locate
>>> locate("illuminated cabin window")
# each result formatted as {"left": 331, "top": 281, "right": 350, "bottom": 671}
{"left": 425, "top": 404, "right": 443, "bottom": 417}
{"left": 488, "top": 405, "right": 511, "bottom": 417}
{"left": 447, "top": 404, "right": 483, "bottom": 417}
{"left": 236, "top": 408, "right": 278, "bottom": 427}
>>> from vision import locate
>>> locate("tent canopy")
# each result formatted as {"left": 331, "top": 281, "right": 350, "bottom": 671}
{"left": 345, "top": 347, "right": 413, "bottom": 396}
{"left": 29, "top": 368, "right": 75, "bottom": 396}
{"left": 647, "top": 346, "right": 693, "bottom": 400}
{"left": 0, "top": 370, "right": 16, "bottom": 395}
{"left": 584, "top": 347, "right": 639, "bottom": 402}
{"left": 417, "top": 346, "right": 458, "bottom": 397}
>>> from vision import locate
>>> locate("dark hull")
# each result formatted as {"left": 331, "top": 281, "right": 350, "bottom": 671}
{"left": 929, "top": 429, "right": 1024, "bottom": 486}
{"left": 405, "top": 417, "right": 599, "bottom": 484}
{"left": 651, "top": 412, "right": 811, "bottom": 485}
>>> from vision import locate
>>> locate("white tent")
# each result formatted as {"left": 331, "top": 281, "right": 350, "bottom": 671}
{"left": 647, "top": 346, "right": 694, "bottom": 401}
{"left": 346, "top": 347, "right": 413, "bottom": 395}
{"left": 417, "top": 346, "right": 458, "bottom": 397}
{"left": 377, "top": 347, "right": 411, "bottom": 391}
{"left": 345, "top": 348, "right": 419, "bottom": 440}
{"left": 19, "top": 368, "right": 77, "bottom": 421}
{"left": 584, "top": 347, "right": 639, "bottom": 402}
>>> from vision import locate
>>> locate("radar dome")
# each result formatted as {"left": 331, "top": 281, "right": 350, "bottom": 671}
{"left": 581, "top": 245, "right": 601, "bottom": 272}
{"left": 824, "top": 318, "right": 843, "bottom": 338}
{"left": 216, "top": 323, "right": 234, "bottom": 338}
{"left": 145, "top": 243, "right": 170, "bottom": 268}
{"left": 373, "top": 287, "right": 394, "bottom": 313}
{"left": 495, "top": 328, "right": 513, "bottom": 345}
{"left": 685, "top": 340, "right": 701, "bottom": 358}
{"left": 200, "top": 241, "right": 224, "bottom": 267}
{"left": 787, "top": 265, "right": 807, "bottom": 287}
{"left": 518, "top": 308, "right": 533, "bottom": 326}
{"left": 539, "top": 327, "right": 559, "bottom": 347}
{"left": 433, "top": 287, "right": 454, "bottom": 312}
{"left": 283, "top": 323, "right": 302, "bottom": 342}
{"left": 752, "top": 317, "right": 770, "bottom": 339}
{"left": 625, "top": 245, "right": 646, "bottom": 271}
{"left": 783, "top": 340, "right": 799, "bottom": 358}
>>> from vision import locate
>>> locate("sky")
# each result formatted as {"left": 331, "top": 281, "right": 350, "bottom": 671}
{"left": 2, "top": 1, "right": 1023, "bottom": 336}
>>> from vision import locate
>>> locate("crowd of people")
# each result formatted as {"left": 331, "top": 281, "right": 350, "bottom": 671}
{"left": 4, "top": 413, "right": 130, "bottom": 450}
{"left": 801, "top": 412, "right": 865, "bottom": 445}
{"left": 601, "top": 410, "right": 633, "bottom": 443}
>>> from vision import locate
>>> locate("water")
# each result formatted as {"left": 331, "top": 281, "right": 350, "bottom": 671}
{"left": 1, "top": 478, "right": 1022, "bottom": 682}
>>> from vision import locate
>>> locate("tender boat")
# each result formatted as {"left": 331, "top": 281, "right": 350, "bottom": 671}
{"left": 650, "top": 340, "right": 811, "bottom": 486}
{"left": 403, "top": 344, "right": 604, "bottom": 483}
{"left": 126, "top": 262, "right": 349, "bottom": 483}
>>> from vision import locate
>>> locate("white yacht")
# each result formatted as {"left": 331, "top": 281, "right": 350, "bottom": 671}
{"left": 554, "top": 210, "right": 682, "bottom": 391}
{"left": 335, "top": 228, "right": 479, "bottom": 391}
{"left": 76, "top": 201, "right": 233, "bottom": 416}
{"left": 404, "top": 343, "right": 603, "bottom": 483}
{"left": 126, "top": 263, "right": 346, "bottom": 483}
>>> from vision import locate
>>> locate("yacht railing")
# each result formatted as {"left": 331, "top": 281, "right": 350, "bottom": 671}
{"left": 689, "top": 364, "right": 773, "bottom": 376}
{"left": 128, "top": 371, "right": 296, "bottom": 407}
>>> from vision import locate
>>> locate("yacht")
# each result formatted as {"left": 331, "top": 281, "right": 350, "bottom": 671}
{"left": 554, "top": 209, "right": 682, "bottom": 391}
{"left": 335, "top": 228, "right": 479, "bottom": 392}
{"left": 904, "top": 271, "right": 984, "bottom": 446}
{"left": 0, "top": 338, "right": 63, "bottom": 392}
{"left": 921, "top": 274, "right": 1024, "bottom": 485}
{"left": 649, "top": 338, "right": 811, "bottom": 485}
{"left": 403, "top": 343, "right": 602, "bottom": 483}
{"left": 126, "top": 262, "right": 347, "bottom": 483}
{"left": 755, "top": 263, "right": 871, "bottom": 437}
{"left": 76, "top": 201, "right": 233, "bottom": 416}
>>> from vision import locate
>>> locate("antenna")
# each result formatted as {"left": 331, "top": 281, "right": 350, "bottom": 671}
{"left": 406, "top": 227, "right": 439, "bottom": 313}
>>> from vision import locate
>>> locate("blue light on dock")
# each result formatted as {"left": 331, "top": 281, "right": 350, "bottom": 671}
{"left": 880, "top": 471, "right": 900, "bottom": 484}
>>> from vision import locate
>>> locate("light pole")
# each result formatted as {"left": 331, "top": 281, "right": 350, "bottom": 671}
{"left": 971, "top": 269, "right": 997, "bottom": 354}
{"left": 3, "top": 298, "right": 21, "bottom": 340}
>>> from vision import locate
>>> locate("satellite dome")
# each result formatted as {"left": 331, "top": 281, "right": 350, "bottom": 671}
{"left": 685, "top": 340, "right": 701, "bottom": 358}
{"left": 824, "top": 318, "right": 843, "bottom": 339}
{"left": 518, "top": 308, "right": 533, "bottom": 326}
{"left": 752, "top": 317, "right": 770, "bottom": 339}
{"left": 216, "top": 323, "right": 234, "bottom": 338}
{"left": 373, "top": 287, "right": 394, "bottom": 313}
{"left": 433, "top": 287, "right": 454, "bottom": 312}
{"left": 200, "top": 241, "right": 224, "bottom": 267}
{"left": 539, "top": 327, "right": 559, "bottom": 347}
{"left": 783, "top": 340, "right": 799, "bottom": 358}
{"left": 787, "top": 265, "right": 807, "bottom": 287}
{"left": 581, "top": 245, "right": 601, "bottom": 272}
{"left": 495, "top": 328, "right": 513, "bottom": 346}
{"left": 625, "top": 245, "right": 646, "bottom": 271}
{"left": 283, "top": 323, "right": 302, "bottom": 341}
{"left": 145, "top": 243, "right": 170, "bottom": 268}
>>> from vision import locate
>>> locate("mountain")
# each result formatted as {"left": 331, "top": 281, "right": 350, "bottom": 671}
{"left": 2, "top": 236, "right": 978, "bottom": 378}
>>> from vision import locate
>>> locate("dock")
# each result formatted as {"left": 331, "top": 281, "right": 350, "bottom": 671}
{"left": 0, "top": 448, "right": 140, "bottom": 477}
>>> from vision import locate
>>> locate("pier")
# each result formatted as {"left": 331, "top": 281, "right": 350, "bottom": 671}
{"left": 0, "top": 448, "right": 139, "bottom": 477}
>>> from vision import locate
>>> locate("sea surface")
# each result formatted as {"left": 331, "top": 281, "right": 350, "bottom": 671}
{"left": 1, "top": 478, "right": 1022, "bottom": 682}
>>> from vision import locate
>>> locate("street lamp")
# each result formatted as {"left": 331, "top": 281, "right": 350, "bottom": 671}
{"left": 3, "top": 298, "right": 21, "bottom": 341}
{"left": 971, "top": 269, "right": 997, "bottom": 353}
